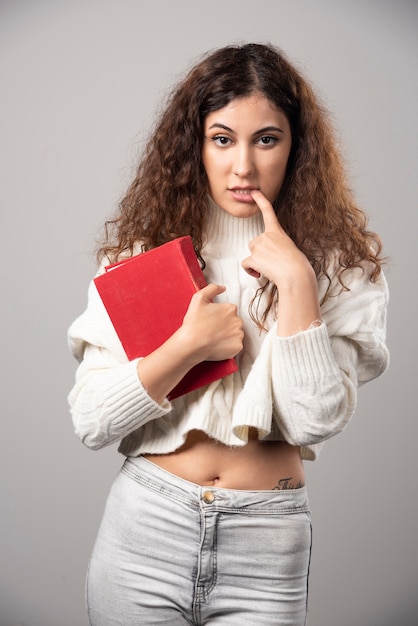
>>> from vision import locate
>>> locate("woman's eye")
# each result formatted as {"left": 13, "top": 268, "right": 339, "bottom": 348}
{"left": 212, "top": 135, "right": 231, "bottom": 146}
{"left": 257, "top": 135, "right": 278, "bottom": 146}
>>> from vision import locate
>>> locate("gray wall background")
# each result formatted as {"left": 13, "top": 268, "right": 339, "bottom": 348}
{"left": 1, "top": 1, "right": 417, "bottom": 624}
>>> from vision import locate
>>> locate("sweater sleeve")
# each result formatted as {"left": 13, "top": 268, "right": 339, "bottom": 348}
{"left": 232, "top": 264, "right": 389, "bottom": 449}
{"left": 67, "top": 278, "right": 172, "bottom": 450}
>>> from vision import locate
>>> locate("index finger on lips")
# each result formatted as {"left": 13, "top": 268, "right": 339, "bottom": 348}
{"left": 250, "top": 190, "right": 281, "bottom": 232}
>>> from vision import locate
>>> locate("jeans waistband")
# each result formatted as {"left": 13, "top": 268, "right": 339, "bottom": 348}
{"left": 123, "top": 456, "right": 310, "bottom": 514}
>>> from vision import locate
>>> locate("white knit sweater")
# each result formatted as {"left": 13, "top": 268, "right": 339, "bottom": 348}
{"left": 68, "top": 200, "right": 389, "bottom": 461}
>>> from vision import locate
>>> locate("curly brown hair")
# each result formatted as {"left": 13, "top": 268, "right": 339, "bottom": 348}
{"left": 98, "top": 43, "right": 384, "bottom": 326}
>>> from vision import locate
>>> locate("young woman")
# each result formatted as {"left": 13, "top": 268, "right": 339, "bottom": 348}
{"left": 68, "top": 43, "right": 389, "bottom": 625}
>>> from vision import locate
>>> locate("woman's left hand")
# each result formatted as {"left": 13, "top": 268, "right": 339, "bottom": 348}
{"left": 241, "top": 190, "right": 313, "bottom": 287}
{"left": 241, "top": 190, "right": 322, "bottom": 335}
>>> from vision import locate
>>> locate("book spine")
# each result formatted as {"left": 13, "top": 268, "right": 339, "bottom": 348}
{"left": 177, "top": 237, "right": 207, "bottom": 291}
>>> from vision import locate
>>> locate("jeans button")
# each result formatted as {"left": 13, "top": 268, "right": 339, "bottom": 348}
{"left": 202, "top": 490, "right": 215, "bottom": 504}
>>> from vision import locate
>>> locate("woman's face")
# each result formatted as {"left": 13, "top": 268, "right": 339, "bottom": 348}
{"left": 202, "top": 93, "right": 292, "bottom": 218}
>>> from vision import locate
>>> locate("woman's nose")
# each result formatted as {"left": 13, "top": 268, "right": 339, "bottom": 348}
{"left": 232, "top": 146, "right": 254, "bottom": 177}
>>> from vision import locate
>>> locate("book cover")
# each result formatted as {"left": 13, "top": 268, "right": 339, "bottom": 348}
{"left": 94, "top": 236, "right": 238, "bottom": 399}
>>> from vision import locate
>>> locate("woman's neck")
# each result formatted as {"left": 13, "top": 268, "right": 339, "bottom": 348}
{"left": 203, "top": 196, "right": 264, "bottom": 254}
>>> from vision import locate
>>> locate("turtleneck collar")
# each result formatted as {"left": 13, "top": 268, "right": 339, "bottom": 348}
{"left": 203, "top": 196, "right": 265, "bottom": 255}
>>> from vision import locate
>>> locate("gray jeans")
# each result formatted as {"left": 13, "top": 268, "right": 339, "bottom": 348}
{"left": 86, "top": 456, "right": 312, "bottom": 625}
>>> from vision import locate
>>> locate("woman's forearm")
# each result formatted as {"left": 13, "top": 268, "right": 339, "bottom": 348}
{"left": 275, "top": 267, "right": 321, "bottom": 337}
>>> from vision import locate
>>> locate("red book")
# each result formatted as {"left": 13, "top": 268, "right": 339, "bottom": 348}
{"left": 94, "top": 236, "right": 238, "bottom": 400}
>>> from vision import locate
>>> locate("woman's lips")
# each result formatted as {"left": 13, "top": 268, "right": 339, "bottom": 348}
{"left": 228, "top": 187, "right": 259, "bottom": 202}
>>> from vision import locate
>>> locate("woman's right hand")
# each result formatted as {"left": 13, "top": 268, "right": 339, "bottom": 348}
{"left": 180, "top": 283, "right": 244, "bottom": 362}
{"left": 137, "top": 283, "right": 243, "bottom": 404}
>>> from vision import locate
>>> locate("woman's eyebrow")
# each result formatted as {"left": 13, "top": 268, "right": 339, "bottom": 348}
{"left": 254, "top": 125, "right": 284, "bottom": 135}
{"left": 207, "top": 123, "right": 234, "bottom": 132}
{"left": 207, "top": 123, "right": 284, "bottom": 135}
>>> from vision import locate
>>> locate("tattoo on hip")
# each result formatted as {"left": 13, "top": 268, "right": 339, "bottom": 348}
{"left": 272, "top": 477, "right": 304, "bottom": 490}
